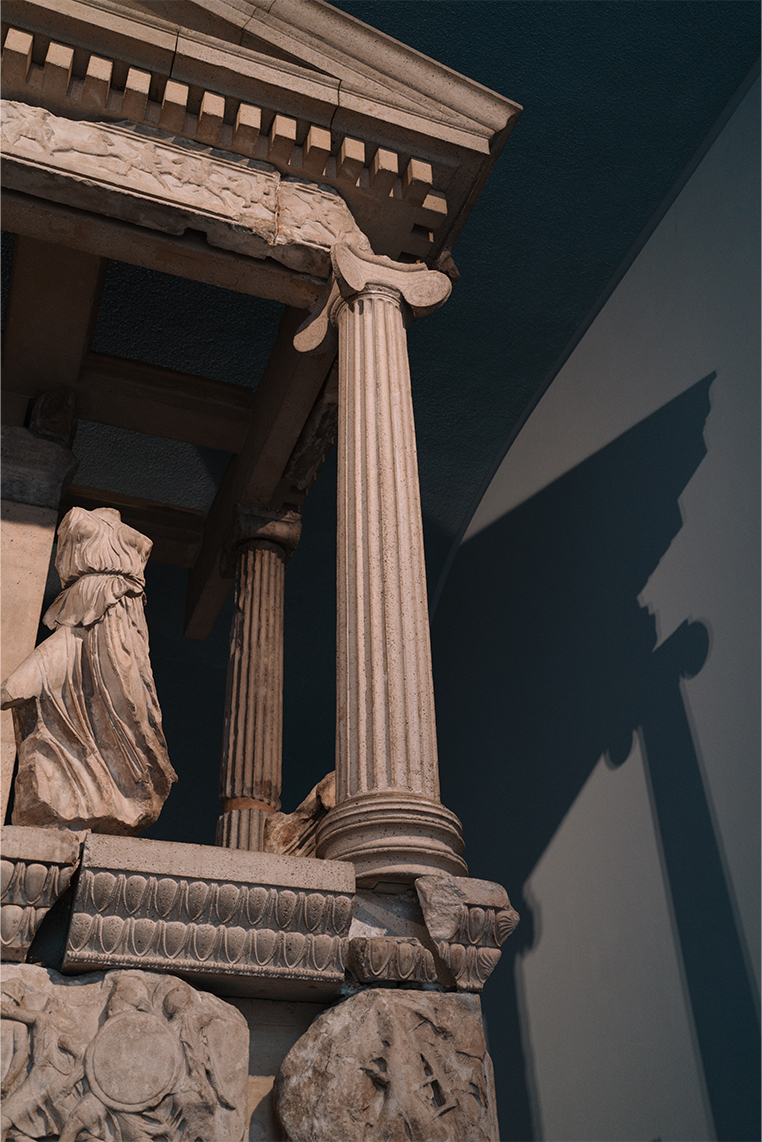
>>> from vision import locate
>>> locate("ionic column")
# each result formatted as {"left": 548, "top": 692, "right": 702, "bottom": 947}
{"left": 217, "top": 507, "right": 301, "bottom": 850}
{"left": 295, "top": 241, "right": 467, "bottom": 886}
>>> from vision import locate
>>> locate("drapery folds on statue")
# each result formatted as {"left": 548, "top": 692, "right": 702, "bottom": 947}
{"left": 1, "top": 507, "right": 176, "bottom": 834}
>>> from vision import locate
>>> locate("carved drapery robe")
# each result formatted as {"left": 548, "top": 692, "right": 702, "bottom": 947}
{"left": 1, "top": 507, "right": 176, "bottom": 834}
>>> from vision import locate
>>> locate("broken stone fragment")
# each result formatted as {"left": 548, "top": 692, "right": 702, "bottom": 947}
{"left": 414, "top": 874, "right": 519, "bottom": 991}
{"left": 274, "top": 987, "right": 500, "bottom": 1141}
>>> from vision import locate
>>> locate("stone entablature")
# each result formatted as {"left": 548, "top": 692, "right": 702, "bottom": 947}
{"left": 1, "top": 0, "right": 521, "bottom": 263}
{"left": 1, "top": 25, "right": 445, "bottom": 264}
{"left": 1, "top": 827, "right": 519, "bottom": 995}
{"left": 1, "top": 100, "right": 371, "bottom": 278}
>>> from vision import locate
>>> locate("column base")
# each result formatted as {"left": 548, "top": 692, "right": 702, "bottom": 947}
{"left": 315, "top": 790, "right": 467, "bottom": 887}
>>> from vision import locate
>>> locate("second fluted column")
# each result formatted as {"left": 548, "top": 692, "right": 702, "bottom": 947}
{"left": 217, "top": 508, "right": 301, "bottom": 851}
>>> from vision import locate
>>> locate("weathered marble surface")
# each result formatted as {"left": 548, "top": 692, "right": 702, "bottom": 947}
{"left": 1, "top": 506, "right": 176, "bottom": 835}
{"left": 264, "top": 771, "right": 336, "bottom": 858}
{"left": 297, "top": 242, "right": 466, "bottom": 885}
{"left": 1, "top": 826, "right": 84, "bottom": 962}
{"left": 415, "top": 874, "right": 520, "bottom": 991}
{"left": 0, "top": 964, "right": 248, "bottom": 1141}
{"left": 346, "top": 935, "right": 437, "bottom": 985}
{"left": 274, "top": 988, "right": 500, "bottom": 1141}
{"left": 63, "top": 834, "right": 355, "bottom": 999}
{"left": 1, "top": 100, "right": 369, "bottom": 278}
{"left": 218, "top": 509, "right": 302, "bottom": 853}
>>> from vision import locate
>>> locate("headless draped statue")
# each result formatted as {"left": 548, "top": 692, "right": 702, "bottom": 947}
{"left": 1, "top": 507, "right": 177, "bottom": 834}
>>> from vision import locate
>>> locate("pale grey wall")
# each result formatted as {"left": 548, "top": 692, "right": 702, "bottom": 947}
{"left": 433, "top": 79, "right": 760, "bottom": 1142}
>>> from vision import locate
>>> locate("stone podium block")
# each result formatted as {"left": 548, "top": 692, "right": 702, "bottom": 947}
{"left": 63, "top": 835, "right": 355, "bottom": 1000}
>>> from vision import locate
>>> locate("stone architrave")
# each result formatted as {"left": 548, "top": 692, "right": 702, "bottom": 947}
{"left": 63, "top": 834, "right": 355, "bottom": 1000}
{"left": 218, "top": 508, "right": 301, "bottom": 852}
{"left": 1, "top": 506, "right": 177, "bottom": 834}
{"left": 1, "top": 99, "right": 370, "bottom": 279}
{"left": 415, "top": 874, "right": 520, "bottom": 991}
{"left": 274, "top": 988, "right": 500, "bottom": 1142}
{"left": 0, "top": 963, "right": 249, "bottom": 1142}
{"left": 0, "top": 425, "right": 78, "bottom": 821}
{"left": 295, "top": 241, "right": 466, "bottom": 886}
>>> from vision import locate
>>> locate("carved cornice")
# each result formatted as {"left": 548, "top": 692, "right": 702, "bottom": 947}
{"left": 1, "top": 23, "right": 450, "bottom": 262}
{"left": 347, "top": 935, "right": 438, "bottom": 986}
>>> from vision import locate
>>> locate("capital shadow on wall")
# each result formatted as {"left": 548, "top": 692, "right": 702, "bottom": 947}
{"left": 432, "top": 374, "right": 760, "bottom": 1141}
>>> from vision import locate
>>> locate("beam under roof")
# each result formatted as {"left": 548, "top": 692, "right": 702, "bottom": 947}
{"left": 184, "top": 305, "right": 336, "bottom": 640}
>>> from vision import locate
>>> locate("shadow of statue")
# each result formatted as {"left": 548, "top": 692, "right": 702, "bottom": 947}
{"left": 432, "top": 374, "right": 759, "bottom": 1141}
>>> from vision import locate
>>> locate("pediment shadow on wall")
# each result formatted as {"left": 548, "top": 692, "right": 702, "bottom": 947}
{"left": 433, "top": 373, "right": 760, "bottom": 1141}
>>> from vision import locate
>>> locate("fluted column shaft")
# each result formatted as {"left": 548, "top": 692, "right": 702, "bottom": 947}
{"left": 336, "top": 285, "right": 439, "bottom": 801}
{"left": 296, "top": 241, "right": 466, "bottom": 885}
{"left": 217, "top": 510, "right": 300, "bottom": 850}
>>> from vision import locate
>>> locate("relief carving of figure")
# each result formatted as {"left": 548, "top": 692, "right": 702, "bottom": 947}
{"left": 1, "top": 507, "right": 177, "bottom": 834}
{"left": 0, "top": 985, "right": 86, "bottom": 1140}
{"left": 1, "top": 966, "right": 249, "bottom": 1142}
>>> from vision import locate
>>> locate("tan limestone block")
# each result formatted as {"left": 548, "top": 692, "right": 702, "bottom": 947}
{"left": 232, "top": 102, "right": 261, "bottom": 155}
{"left": 121, "top": 68, "right": 151, "bottom": 121}
{"left": 302, "top": 125, "right": 332, "bottom": 176}
{"left": 42, "top": 42, "right": 73, "bottom": 100}
{"left": 197, "top": 89, "right": 225, "bottom": 145}
{"left": 402, "top": 157, "right": 433, "bottom": 207}
{"left": 268, "top": 114, "right": 297, "bottom": 164}
{"left": 369, "top": 146, "right": 398, "bottom": 195}
{"left": 159, "top": 80, "right": 189, "bottom": 134}
{"left": 337, "top": 136, "right": 365, "bottom": 183}
{"left": 63, "top": 834, "right": 355, "bottom": 998}
{"left": 0, "top": 825, "right": 85, "bottom": 961}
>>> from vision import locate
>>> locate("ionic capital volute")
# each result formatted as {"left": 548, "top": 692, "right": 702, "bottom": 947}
{"left": 293, "top": 240, "right": 452, "bottom": 355}
{"left": 221, "top": 505, "right": 302, "bottom": 577}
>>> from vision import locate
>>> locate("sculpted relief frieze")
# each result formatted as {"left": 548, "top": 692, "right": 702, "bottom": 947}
{"left": 1, "top": 964, "right": 248, "bottom": 1142}
{"left": 1, "top": 101, "right": 370, "bottom": 277}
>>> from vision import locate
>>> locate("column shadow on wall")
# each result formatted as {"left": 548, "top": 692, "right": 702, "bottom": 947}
{"left": 432, "top": 374, "right": 760, "bottom": 1142}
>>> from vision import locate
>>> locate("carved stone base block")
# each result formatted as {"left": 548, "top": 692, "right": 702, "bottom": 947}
{"left": 274, "top": 988, "right": 500, "bottom": 1141}
{"left": 0, "top": 964, "right": 248, "bottom": 1141}
{"left": 316, "top": 790, "right": 467, "bottom": 887}
{"left": 1, "top": 825, "right": 84, "bottom": 961}
{"left": 63, "top": 834, "right": 355, "bottom": 999}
